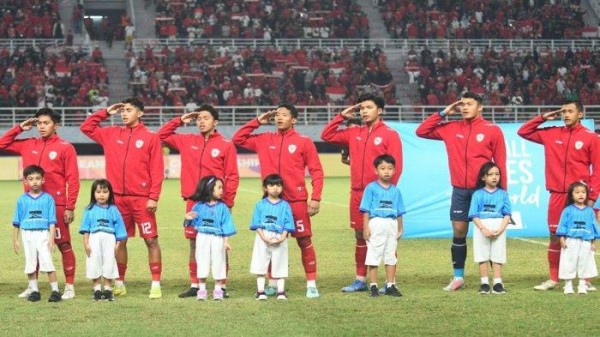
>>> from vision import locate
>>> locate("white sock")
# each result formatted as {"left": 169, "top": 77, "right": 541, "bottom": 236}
{"left": 115, "top": 280, "right": 124, "bottom": 287}
{"left": 277, "top": 278, "right": 285, "bottom": 293}
{"left": 105, "top": 285, "right": 112, "bottom": 291}
{"left": 151, "top": 281, "right": 161, "bottom": 288}
{"left": 307, "top": 280, "right": 316, "bottom": 288}
{"left": 257, "top": 277, "right": 266, "bottom": 292}
{"left": 370, "top": 282, "right": 378, "bottom": 287}
{"left": 481, "top": 277, "right": 489, "bottom": 284}
{"left": 356, "top": 276, "right": 366, "bottom": 282}
{"left": 65, "top": 283, "right": 74, "bottom": 290}
{"left": 579, "top": 279, "right": 587, "bottom": 287}
{"left": 191, "top": 283, "right": 199, "bottom": 288}
{"left": 493, "top": 278, "right": 502, "bottom": 285}
{"left": 29, "top": 280, "right": 39, "bottom": 292}
{"left": 199, "top": 283, "right": 206, "bottom": 291}
{"left": 93, "top": 284, "right": 101, "bottom": 291}
{"left": 214, "top": 284, "right": 222, "bottom": 291}
{"left": 386, "top": 282, "right": 395, "bottom": 288}
{"left": 268, "top": 279, "right": 277, "bottom": 288}
{"left": 565, "top": 280, "right": 573, "bottom": 288}
{"left": 50, "top": 282, "right": 59, "bottom": 292}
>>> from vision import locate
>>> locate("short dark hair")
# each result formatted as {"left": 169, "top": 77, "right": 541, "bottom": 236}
{"left": 564, "top": 99, "right": 584, "bottom": 113}
{"left": 196, "top": 104, "right": 219, "bottom": 120}
{"left": 346, "top": 117, "right": 362, "bottom": 127}
{"left": 357, "top": 93, "right": 385, "bottom": 110}
{"left": 277, "top": 103, "right": 298, "bottom": 119}
{"left": 23, "top": 165, "right": 44, "bottom": 178}
{"left": 462, "top": 91, "right": 483, "bottom": 105}
{"left": 35, "top": 108, "right": 61, "bottom": 124}
{"left": 121, "top": 97, "right": 144, "bottom": 112}
{"left": 262, "top": 173, "right": 284, "bottom": 198}
{"left": 373, "top": 154, "right": 395, "bottom": 168}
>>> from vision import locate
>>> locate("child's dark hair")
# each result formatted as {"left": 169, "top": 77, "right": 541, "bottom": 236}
{"left": 23, "top": 165, "right": 44, "bottom": 178}
{"left": 346, "top": 117, "right": 362, "bottom": 127}
{"left": 373, "top": 154, "right": 395, "bottom": 168}
{"left": 121, "top": 97, "right": 144, "bottom": 112}
{"left": 277, "top": 103, "right": 298, "bottom": 119}
{"left": 87, "top": 179, "right": 115, "bottom": 209}
{"left": 35, "top": 107, "right": 61, "bottom": 124}
{"left": 190, "top": 175, "right": 222, "bottom": 202}
{"left": 196, "top": 104, "right": 219, "bottom": 120}
{"left": 262, "top": 173, "right": 284, "bottom": 198}
{"left": 476, "top": 162, "right": 503, "bottom": 189}
{"left": 566, "top": 181, "right": 588, "bottom": 207}
{"left": 357, "top": 93, "right": 385, "bottom": 110}
{"left": 462, "top": 91, "right": 483, "bottom": 105}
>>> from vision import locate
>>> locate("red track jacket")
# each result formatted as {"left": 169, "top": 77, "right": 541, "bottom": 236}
{"left": 321, "top": 114, "right": 403, "bottom": 190}
{"left": 80, "top": 109, "right": 164, "bottom": 200}
{"left": 0, "top": 125, "right": 80, "bottom": 209}
{"left": 416, "top": 113, "right": 507, "bottom": 190}
{"left": 158, "top": 117, "right": 239, "bottom": 207}
{"left": 233, "top": 118, "right": 323, "bottom": 202}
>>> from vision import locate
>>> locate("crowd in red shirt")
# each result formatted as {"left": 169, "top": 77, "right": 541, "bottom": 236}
{"left": 0, "top": 0, "right": 65, "bottom": 39}
{"left": 154, "top": 0, "right": 369, "bottom": 39}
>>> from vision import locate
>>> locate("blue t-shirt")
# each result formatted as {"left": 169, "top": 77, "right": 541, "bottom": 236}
{"left": 13, "top": 192, "right": 56, "bottom": 230}
{"left": 556, "top": 204, "right": 600, "bottom": 241}
{"left": 79, "top": 203, "right": 128, "bottom": 241}
{"left": 185, "top": 201, "right": 237, "bottom": 237}
{"left": 250, "top": 198, "right": 295, "bottom": 234}
{"left": 359, "top": 181, "right": 406, "bottom": 219}
{"left": 468, "top": 188, "right": 512, "bottom": 220}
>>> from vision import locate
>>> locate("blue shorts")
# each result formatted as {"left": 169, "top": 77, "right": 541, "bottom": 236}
{"left": 450, "top": 187, "right": 476, "bottom": 222}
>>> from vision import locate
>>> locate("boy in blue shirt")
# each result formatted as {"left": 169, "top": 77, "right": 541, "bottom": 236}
{"left": 360, "top": 154, "right": 405, "bottom": 297}
{"left": 12, "top": 165, "right": 61, "bottom": 302}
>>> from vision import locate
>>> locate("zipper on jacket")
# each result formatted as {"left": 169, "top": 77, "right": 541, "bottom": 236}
{"left": 563, "top": 128, "right": 573, "bottom": 191}
{"left": 123, "top": 129, "right": 133, "bottom": 194}
{"left": 278, "top": 131, "right": 285, "bottom": 174}
{"left": 361, "top": 128, "right": 372, "bottom": 188}
{"left": 198, "top": 136, "right": 208, "bottom": 182}
{"left": 38, "top": 138, "right": 48, "bottom": 166}
{"left": 464, "top": 122, "right": 472, "bottom": 188}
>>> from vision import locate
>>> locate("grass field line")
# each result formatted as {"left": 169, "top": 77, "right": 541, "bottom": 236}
{"left": 236, "top": 187, "right": 348, "bottom": 207}
{"left": 514, "top": 237, "right": 600, "bottom": 256}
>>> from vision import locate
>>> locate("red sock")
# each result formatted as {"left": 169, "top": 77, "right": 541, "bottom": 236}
{"left": 297, "top": 237, "right": 317, "bottom": 280}
{"left": 60, "top": 243, "right": 76, "bottom": 284}
{"left": 149, "top": 262, "right": 162, "bottom": 282}
{"left": 117, "top": 263, "right": 127, "bottom": 282}
{"left": 548, "top": 242, "right": 561, "bottom": 282}
{"left": 355, "top": 239, "right": 368, "bottom": 278}
{"left": 189, "top": 262, "right": 199, "bottom": 284}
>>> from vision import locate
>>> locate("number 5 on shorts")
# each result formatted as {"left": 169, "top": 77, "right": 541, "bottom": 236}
{"left": 296, "top": 220, "right": 305, "bottom": 233}
{"left": 141, "top": 222, "right": 152, "bottom": 235}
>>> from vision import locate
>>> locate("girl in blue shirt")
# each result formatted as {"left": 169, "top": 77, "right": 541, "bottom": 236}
{"left": 556, "top": 181, "right": 600, "bottom": 294}
{"left": 184, "top": 175, "right": 236, "bottom": 301}
{"left": 79, "top": 179, "right": 127, "bottom": 301}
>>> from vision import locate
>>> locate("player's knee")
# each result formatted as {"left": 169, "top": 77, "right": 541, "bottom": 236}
{"left": 145, "top": 237, "right": 159, "bottom": 248}
{"left": 549, "top": 233, "right": 560, "bottom": 243}
{"left": 58, "top": 242, "right": 72, "bottom": 252}
{"left": 296, "top": 236, "right": 312, "bottom": 249}
{"left": 354, "top": 230, "right": 364, "bottom": 241}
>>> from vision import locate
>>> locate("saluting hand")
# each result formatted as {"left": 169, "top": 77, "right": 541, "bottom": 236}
{"left": 107, "top": 103, "right": 125, "bottom": 115}
{"left": 181, "top": 112, "right": 199, "bottom": 124}
{"left": 542, "top": 109, "right": 562, "bottom": 121}
{"left": 257, "top": 110, "right": 277, "bottom": 125}
{"left": 340, "top": 104, "right": 359, "bottom": 119}
{"left": 19, "top": 118, "right": 37, "bottom": 131}
{"left": 443, "top": 100, "right": 463, "bottom": 116}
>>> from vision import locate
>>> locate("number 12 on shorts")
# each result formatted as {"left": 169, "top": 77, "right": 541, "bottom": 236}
{"left": 140, "top": 222, "right": 152, "bottom": 235}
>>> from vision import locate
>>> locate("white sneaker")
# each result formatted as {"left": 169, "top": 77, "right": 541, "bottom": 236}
{"left": 62, "top": 285, "right": 75, "bottom": 300}
{"left": 534, "top": 280, "right": 559, "bottom": 291}
{"left": 578, "top": 284, "right": 588, "bottom": 295}
{"left": 18, "top": 287, "right": 33, "bottom": 298}
{"left": 586, "top": 282, "right": 597, "bottom": 292}
{"left": 443, "top": 278, "right": 465, "bottom": 291}
{"left": 564, "top": 283, "right": 574, "bottom": 294}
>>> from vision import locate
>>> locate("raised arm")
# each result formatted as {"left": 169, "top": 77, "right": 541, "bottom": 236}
{"left": 320, "top": 112, "right": 350, "bottom": 146}
{"left": 517, "top": 110, "right": 560, "bottom": 144}
{"left": 0, "top": 121, "right": 34, "bottom": 153}
{"left": 232, "top": 111, "right": 275, "bottom": 151}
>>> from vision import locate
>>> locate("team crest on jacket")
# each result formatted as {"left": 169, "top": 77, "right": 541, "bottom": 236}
{"left": 288, "top": 144, "right": 297, "bottom": 153}
{"left": 374, "top": 137, "right": 382, "bottom": 145}
{"left": 48, "top": 151, "right": 57, "bottom": 160}
{"left": 476, "top": 134, "right": 484, "bottom": 142}
{"left": 135, "top": 140, "right": 144, "bottom": 148}
{"left": 575, "top": 141, "right": 583, "bottom": 150}
{"left": 211, "top": 148, "right": 220, "bottom": 157}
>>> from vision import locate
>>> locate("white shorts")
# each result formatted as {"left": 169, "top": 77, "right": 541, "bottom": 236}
{"left": 250, "top": 231, "right": 289, "bottom": 278}
{"left": 473, "top": 218, "right": 506, "bottom": 264}
{"left": 559, "top": 237, "right": 598, "bottom": 280}
{"left": 365, "top": 218, "right": 398, "bottom": 266}
{"left": 86, "top": 232, "right": 119, "bottom": 280}
{"left": 196, "top": 233, "right": 227, "bottom": 280}
{"left": 22, "top": 229, "right": 55, "bottom": 274}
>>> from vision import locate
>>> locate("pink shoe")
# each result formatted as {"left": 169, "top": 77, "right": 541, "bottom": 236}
{"left": 196, "top": 289, "right": 208, "bottom": 301}
{"left": 213, "top": 288, "right": 224, "bottom": 301}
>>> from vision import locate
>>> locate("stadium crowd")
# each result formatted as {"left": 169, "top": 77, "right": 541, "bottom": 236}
{"left": 382, "top": 0, "right": 587, "bottom": 39}
{"left": 127, "top": 44, "right": 396, "bottom": 108}
{"left": 0, "top": 0, "right": 66, "bottom": 39}
{"left": 154, "top": 0, "right": 369, "bottom": 39}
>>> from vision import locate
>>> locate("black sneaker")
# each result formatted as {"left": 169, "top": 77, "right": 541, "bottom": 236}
{"left": 178, "top": 287, "right": 199, "bottom": 298}
{"left": 478, "top": 283, "right": 491, "bottom": 294}
{"left": 222, "top": 287, "right": 229, "bottom": 299}
{"left": 492, "top": 283, "right": 507, "bottom": 294}
{"left": 27, "top": 291, "right": 41, "bottom": 302}
{"left": 369, "top": 285, "right": 379, "bottom": 297}
{"left": 103, "top": 290, "right": 114, "bottom": 301}
{"left": 48, "top": 291, "right": 62, "bottom": 302}
{"left": 384, "top": 284, "right": 402, "bottom": 297}
{"left": 93, "top": 290, "right": 103, "bottom": 301}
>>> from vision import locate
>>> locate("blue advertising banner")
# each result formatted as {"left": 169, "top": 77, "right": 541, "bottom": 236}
{"left": 388, "top": 120, "right": 595, "bottom": 238}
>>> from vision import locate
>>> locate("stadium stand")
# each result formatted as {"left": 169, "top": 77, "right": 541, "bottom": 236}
{"left": 0, "top": 0, "right": 65, "bottom": 39}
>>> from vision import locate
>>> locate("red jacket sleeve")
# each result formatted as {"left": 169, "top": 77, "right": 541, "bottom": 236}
{"left": 0, "top": 124, "right": 26, "bottom": 153}
{"left": 388, "top": 130, "right": 403, "bottom": 185}
{"left": 63, "top": 144, "right": 80, "bottom": 210}
{"left": 80, "top": 109, "right": 110, "bottom": 144}
{"left": 588, "top": 136, "right": 600, "bottom": 201}
{"left": 517, "top": 115, "right": 545, "bottom": 144}
{"left": 415, "top": 112, "right": 445, "bottom": 140}
{"left": 320, "top": 114, "right": 349, "bottom": 146}
{"left": 302, "top": 139, "right": 324, "bottom": 201}
{"left": 493, "top": 128, "right": 508, "bottom": 191}
{"left": 157, "top": 117, "right": 183, "bottom": 149}
{"left": 148, "top": 134, "right": 164, "bottom": 201}
{"left": 232, "top": 118, "right": 261, "bottom": 151}
{"left": 221, "top": 142, "right": 239, "bottom": 208}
